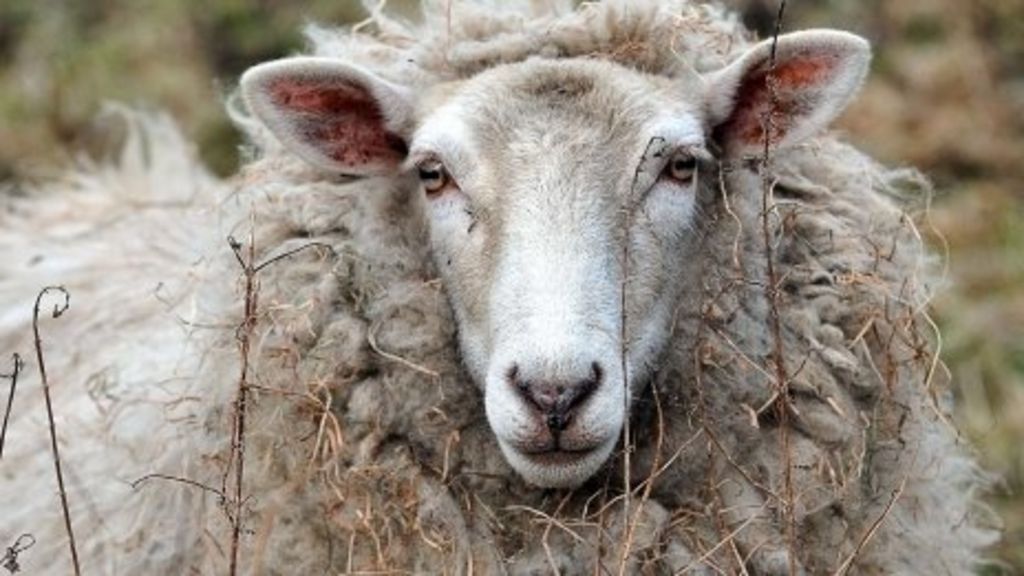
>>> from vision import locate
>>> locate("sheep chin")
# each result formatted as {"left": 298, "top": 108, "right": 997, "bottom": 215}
{"left": 497, "top": 434, "right": 619, "bottom": 489}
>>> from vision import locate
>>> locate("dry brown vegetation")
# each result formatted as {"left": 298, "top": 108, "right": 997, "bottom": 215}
{"left": 0, "top": 0, "right": 1021, "bottom": 572}
{"left": 756, "top": 2, "right": 1024, "bottom": 571}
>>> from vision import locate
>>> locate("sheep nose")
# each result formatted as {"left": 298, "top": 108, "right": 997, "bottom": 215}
{"left": 508, "top": 362, "right": 603, "bottom": 432}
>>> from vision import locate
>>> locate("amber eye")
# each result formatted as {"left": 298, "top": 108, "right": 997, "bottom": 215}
{"left": 663, "top": 153, "right": 697, "bottom": 184}
{"left": 417, "top": 160, "right": 450, "bottom": 196}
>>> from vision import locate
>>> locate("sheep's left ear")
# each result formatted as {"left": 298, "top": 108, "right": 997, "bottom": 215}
{"left": 704, "top": 30, "right": 870, "bottom": 157}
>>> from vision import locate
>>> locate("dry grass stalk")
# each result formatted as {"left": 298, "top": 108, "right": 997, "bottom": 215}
{"left": 615, "top": 135, "right": 669, "bottom": 573}
{"left": 619, "top": 385, "right": 666, "bottom": 574}
{"left": 223, "top": 229, "right": 337, "bottom": 575}
{"left": 678, "top": 501, "right": 771, "bottom": 575}
{"left": 225, "top": 232, "right": 257, "bottom": 576}
{"left": 130, "top": 473, "right": 228, "bottom": 503}
{"left": 368, "top": 323, "right": 441, "bottom": 379}
{"left": 32, "top": 286, "right": 81, "bottom": 576}
{"left": 0, "top": 353, "right": 23, "bottom": 459}
{"left": 758, "top": 2, "right": 799, "bottom": 574}
{"left": 832, "top": 474, "right": 909, "bottom": 575}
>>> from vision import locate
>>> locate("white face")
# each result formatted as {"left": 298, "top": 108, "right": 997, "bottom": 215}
{"left": 241, "top": 29, "right": 871, "bottom": 488}
{"left": 409, "top": 60, "right": 708, "bottom": 487}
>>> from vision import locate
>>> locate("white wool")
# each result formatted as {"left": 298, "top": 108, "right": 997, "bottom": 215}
{"left": 0, "top": 2, "right": 998, "bottom": 574}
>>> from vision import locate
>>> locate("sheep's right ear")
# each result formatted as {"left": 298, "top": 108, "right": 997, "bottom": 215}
{"left": 241, "top": 57, "right": 414, "bottom": 176}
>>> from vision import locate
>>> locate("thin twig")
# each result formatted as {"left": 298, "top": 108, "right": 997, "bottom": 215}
{"left": 616, "top": 136, "right": 665, "bottom": 573}
{"left": 367, "top": 323, "right": 440, "bottom": 379}
{"left": 541, "top": 492, "right": 574, "bottom": 575}
{"left": 504, "top": 505, "right": 588, "bottom": 545}
{"left": 832, "top": 474, "right": 908, "bottom": 575}
{"left": 0, "top": 353, "right": 24, "bottom": 459}
{"left": 760, "top": 3, "right": 797, "bottom": 574}
{"left": 32, "top": 286, "right": 81, "bottom": 576}
{"left": 222, "top": 232, "right": 337, "bottom": 575}
{"left": 618, "top": 384, "right": 665, "bottom": 575}
{"left": 227, "top": 233, "right": 256, "bottom": 576}
{"left": 674, "top": 501, "right": 770, "bottom": 575}
{"left": 253, "top": 241, "right": 336, "bottom": 274}
{"left": 131, "top": 473, "right": 228, "bottom": 502}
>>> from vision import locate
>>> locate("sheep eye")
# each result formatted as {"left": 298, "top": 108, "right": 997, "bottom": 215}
{"left": 663, "top": 153, "right": 697, "bottom": 184}
{"left": 417, "top": 160, "right": 450, "bottom": 196}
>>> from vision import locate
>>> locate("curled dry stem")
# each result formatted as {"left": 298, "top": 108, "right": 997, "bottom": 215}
{"left": 32, "top": 286, "right": 81, "bottom": 576}
{"left": 1, "top": 533, "right": 36, "bottom": 574}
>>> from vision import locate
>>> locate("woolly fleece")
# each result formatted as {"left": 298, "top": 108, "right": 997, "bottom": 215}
{"left": 0, "top": 1, "right": 997, "bottom": 574}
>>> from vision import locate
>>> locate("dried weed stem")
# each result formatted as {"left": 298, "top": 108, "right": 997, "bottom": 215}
{"left": 760, "top": 3, "right": 798, "bottom": 574}
{"left": 32, "top": 286, "right": 81, "bottom": 576}
{"left": 223, "top": 230, "right": 336, "bottom": 575}
{"left": 0, "top": 353, "right": 24, "bottom": 459}
{"left": 832, "top": 474, "right": 909, "bottom": 575}
{"left": 616, "top": 135, "right": 667, "bottom": 574}
{"left": 226, "top": 232, "right": 257, "bottom": 576}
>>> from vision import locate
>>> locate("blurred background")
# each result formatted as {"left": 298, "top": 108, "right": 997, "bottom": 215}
{"left": 0, "top": 0, "right": 1021, "bottom": 571}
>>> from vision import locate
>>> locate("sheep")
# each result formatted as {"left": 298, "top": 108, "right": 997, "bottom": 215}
{"left": 0, "top": 0, "right": 999, "bottom": 574}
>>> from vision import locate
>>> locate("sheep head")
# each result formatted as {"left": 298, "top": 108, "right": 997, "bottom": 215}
{"left": 241, "top": 30, "right": 870, "bottom": 488}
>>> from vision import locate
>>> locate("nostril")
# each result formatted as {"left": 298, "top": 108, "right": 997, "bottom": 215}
{"left": 516, "top": 380, "right": 531, "bottom": 403}
{"left": 591, "top": 361, "right": 604, "bottom": 384}
{"left": 567, "top": 377, "right": 597, "bottom": 414}
{"left": 506, "top": 363, "right": 536, "bottom": 406}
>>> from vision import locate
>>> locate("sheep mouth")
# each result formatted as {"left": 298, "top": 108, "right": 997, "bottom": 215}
{"left": 511, "top": 431, "right": 606, "bottom": 455}
{"left": 498, "top": 434, "right": 619, "bottom": 487}
{"left": 517, "top": 447, "right": 598, "bottom": 467}
{"left": 499, "top": 417, "right": 622, "bottom": 475}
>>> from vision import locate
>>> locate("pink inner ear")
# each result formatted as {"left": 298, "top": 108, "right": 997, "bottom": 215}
{"left": 714, "top": 53, "right": 838, "bottom": 149}
{"left": 269, "top": 78, "right": 407, "bottom": 169}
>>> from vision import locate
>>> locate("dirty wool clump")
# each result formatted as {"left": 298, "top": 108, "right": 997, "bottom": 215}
{"left": 0, "top": 1, "right": 997, "bottom": 574}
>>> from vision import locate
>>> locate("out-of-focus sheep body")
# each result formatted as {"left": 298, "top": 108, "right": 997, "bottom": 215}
{"left": 0, "top": 1, "right": 996, "bottom": 574}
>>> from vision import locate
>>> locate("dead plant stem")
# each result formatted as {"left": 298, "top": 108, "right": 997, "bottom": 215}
{"left": 32, "top": 286, "right": 81, "bottom": 576}
{"left": 616, "top": 136, "right": 665, "bottom": 573}
{"left": 760, "top": 2, "right": 798, "bottom": 574}
{"left": 227, "top": 231, "right": 256, "bottom": 576}
{"left": 223, "top": 230, "right": 334, "bottom": 575}
{"left": 833, "top": 475, "right": 908, "bottom": 575}
{"left": 0, "top": 353, "right": 24, "bottom": 459}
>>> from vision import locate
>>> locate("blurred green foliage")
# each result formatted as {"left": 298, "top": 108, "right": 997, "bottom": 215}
{"left": 1, "top": 0, "right": 1022, "bottom": 572}
{"left": 0, "top": 0, "right": 366, "bottom": 177}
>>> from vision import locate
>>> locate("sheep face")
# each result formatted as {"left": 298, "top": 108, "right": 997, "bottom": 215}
{"left": 241, "top": 30, "right": 870, "bottom": 488}
{"left": 408, "top": 58, "right": 715, "bottom": 487}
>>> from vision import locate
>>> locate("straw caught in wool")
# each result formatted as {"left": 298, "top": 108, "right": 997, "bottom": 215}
{"left": 0, "top": 1, "right": 998, "bottom": 574}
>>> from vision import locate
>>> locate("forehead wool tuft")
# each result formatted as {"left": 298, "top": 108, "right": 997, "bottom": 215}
{"left": 304, "top": 0, "right": 753, "bottom": 89}
{"left": 522, "top": 71, "right": 596, "bottom": 99}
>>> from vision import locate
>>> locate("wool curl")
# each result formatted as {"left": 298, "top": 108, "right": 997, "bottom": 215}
{"left": 0, "top": 1, "right": 999, "bottom": 574}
